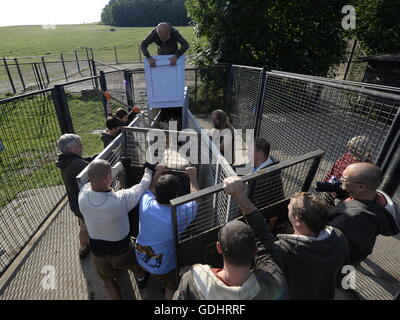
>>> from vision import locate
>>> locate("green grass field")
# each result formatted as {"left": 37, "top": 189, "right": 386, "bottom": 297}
{"left": 0, "top": 24, "right": 195, "bottom": 63}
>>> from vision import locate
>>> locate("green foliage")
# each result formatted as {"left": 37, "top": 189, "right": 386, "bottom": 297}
{"left": 101, "top": 0, "right": 190, "bottom": 27}
{"left": 352, "top": 0, "right": 400, "bottom": 54}
{"left": 186, "top": 0, "right": 349, "bottom": 76}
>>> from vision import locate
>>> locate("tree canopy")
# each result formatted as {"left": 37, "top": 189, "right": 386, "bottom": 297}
{"left": 101, "top": 0, "right": 189, "bottom": 27}
{"left": 352, "top": 0, "right": 400, "bottom": 55}
{"left": 186, "top": 0, "right": 349, "bottom": 76}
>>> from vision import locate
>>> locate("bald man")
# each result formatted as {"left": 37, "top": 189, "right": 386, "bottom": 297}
{"left": 78, "top": 159, "right": 154, "bottom": 300}
{"left": 328, "top": 162, "right": 400, "bottom": 265}
{"left": 140, "top": 22, "right": 189, "bottom": 67}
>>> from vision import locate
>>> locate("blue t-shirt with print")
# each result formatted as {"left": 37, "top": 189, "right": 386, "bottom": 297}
{"left": 135, "top": 190, "right": 197, "bottom": 275}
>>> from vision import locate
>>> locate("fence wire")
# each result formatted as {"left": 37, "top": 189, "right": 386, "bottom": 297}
{"left": 0, "top": 90, "right": 65, "bottom": 275}
{"left": 229, "top": 66, "right": 263, "bottom": 133}
{"left": 258, "top": 73, "right": 400, "bottom": 205}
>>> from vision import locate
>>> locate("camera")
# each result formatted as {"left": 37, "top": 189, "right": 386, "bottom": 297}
{"left": 315, "top": 176, "right": 342, "bottom": 193}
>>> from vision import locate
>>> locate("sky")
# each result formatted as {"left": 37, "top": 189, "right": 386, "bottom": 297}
{"left": 0, "top": 0, "right": 110, "bottom": 27}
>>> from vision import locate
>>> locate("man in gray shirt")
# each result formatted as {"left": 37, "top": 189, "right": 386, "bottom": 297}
{"left": 141, "top": 22, "right": 189, "bottom": 67}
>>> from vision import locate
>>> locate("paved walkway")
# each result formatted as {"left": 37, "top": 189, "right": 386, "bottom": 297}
{"left": 1, "top": 197, "right": 399, "bottom": 300}
{"left": 0, "top": 202, "right": 163, "bottom": 300}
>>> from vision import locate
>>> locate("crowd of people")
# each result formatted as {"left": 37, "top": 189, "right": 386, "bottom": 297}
{"left": 54, "top": 22, "right": 400, "bottom": 300}
{"left": 56, "top": 114, "right": 400, "bottom": 300}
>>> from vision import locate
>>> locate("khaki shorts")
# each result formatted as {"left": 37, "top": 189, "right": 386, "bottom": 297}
{"left": 91, "top": 244, "right": 144, "bottom": 281}
{"left": 151, "top": 269, "right": 178, "bottom": 291}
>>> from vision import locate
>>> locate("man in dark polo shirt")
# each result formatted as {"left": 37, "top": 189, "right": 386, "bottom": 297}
{"left": 141, "top": 22, "right": 189, "bottom": 67}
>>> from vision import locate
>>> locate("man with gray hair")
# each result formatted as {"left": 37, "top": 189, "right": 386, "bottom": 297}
{"left": 141, "top": 22, "right": 189, "bottom": 67}
{"left": 56, "top": 134, "right": 97, "bottom": 259}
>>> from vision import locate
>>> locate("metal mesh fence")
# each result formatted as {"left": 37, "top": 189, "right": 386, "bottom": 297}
{"left": 0, "top": 58, "right": 95, "bottom": 96}
{"left": 62, "top": 78, "right": 106, "bottom": 157}
{"left": 104, "top": 70, "right": 128, "bottom": 106}
{"left": 258, "top": 72, "right": 400, "bottom": 204}
{"left": 229, "top": 65, "right": 263, "bottom": 133}
{"left": 172, "top": 150, "right": 323, "bottom": 246}
{"left": 0, "top": 90, "right": 65, "bottom": 275}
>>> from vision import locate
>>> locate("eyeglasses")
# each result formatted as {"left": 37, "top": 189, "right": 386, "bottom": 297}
{"left": 339, "top": 177, "right": 365, "bottom": 185}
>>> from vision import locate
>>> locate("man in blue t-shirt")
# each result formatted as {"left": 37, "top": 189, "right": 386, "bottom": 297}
{"left": 135, "top": 165, "right": 199, "bottom": 299}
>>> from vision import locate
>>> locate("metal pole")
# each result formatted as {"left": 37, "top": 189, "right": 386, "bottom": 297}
{"left": 60, "top": 53, "right": 68, "bottom": 81}
{"left": 3, "top": 58, "right": 16, "bottom": 94}
{"left": 90, "top": 48, "right": 94, "bottom": 60}
{"left": 138, "top": 45, "right": 142, "bottom": 63}
{"left": 253, "top": 66, "right": 268, "bottom": 137}
{"left": 52, "top": 85, "right": 75, "bottom": 134}
{"left": 75, "top": 50, "right": 81, "bottom": 75}
{"left": 380, "top": 143, "right": 400, "bottom": 198}
{"left": 90, "top": 60, "right": 99, "bottom": 89}
{"left": 99, "top": 71, "right": 108, "bottom": 117}
{"left": 343, "top": 40, "right": 358, "bottom": 81}
{"left": 124, "top": 70, "right": 134, "bottom": 107}
{"left": 14, "top": 58, "right": 26, "bottom": 91}
{"left": 41, "top": 56, "right": 50, "bottom": 87}
{"left": 114, "top": 46, "right": 119, "bottom": 65}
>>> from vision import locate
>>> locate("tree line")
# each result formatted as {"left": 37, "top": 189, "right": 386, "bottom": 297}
{"left": 101, "top": 0, "right": 190, "bottom": 27}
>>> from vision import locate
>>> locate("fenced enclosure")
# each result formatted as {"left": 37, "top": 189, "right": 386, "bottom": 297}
{"left": 225, "top": 65, "right": 400, "bottom": 203}
{"left": 0, "top": 69, "right": 134, "bottom": 276}
{"left": 172, "top": 150, "right": 324, "bottom": 268}
{"left": 1, "top": 61, "right": 400, "bottom": 285}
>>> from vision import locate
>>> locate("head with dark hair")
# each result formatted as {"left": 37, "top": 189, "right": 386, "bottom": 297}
{"left": 106, "top": 117, "right": 123, "bottom": 135}
{"left": 288, "top": 192, "right": 328, "bottom": 234}
{"left": 155, "top": 174, "right": 179, "bottom": 205}
{"left": 255, "top": 138, "right": 271, "bottom": 159}
{"left": 211, "top": 109, "right": 228, "bottom": 130}
{"left": 115, "top": 108, "right": 129, "bottom": 124}
{"left": 217, "top": 220, "right": 257, "bottom": 267}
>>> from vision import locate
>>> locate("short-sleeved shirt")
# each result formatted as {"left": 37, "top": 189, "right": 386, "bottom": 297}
{"left": 135, "top": 190, "right": 197, "bottom": 275}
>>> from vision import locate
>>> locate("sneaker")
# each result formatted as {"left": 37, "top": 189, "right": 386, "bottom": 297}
{"left": 79, "top": 244, "right": 90, "bottom": 259}
{"left": 137, "top": 272, "right": 149, "bottom": 289}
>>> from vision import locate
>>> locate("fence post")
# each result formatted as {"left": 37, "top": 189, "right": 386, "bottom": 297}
{"left": 223, "top": 64, "right": 233, "bottom": 114}
{"left": 90, "top": 60, "right": 99, "bottom": 89}
{"left": 14, "top": 58, "right": 26, "bottom": 91}
{"left": 3, "top": 58, "right": 16, "bottom": 94}
{"left": 380, "top": 142, "right": 400, "bottom": 197}
{"left": 99, "top": 71, "right": 108, "bottom": 117}
{"left": 138, "top": 45, "right": 142, "bottom": 63}
{"left": 301, "top": 154, "right": 323, "bottom": 192}
{"left": 60, "top": 53, "right": 68, "bottom": 81}
{"left": 75, "top": 50, "right": 81, "bottom": 75}
{"left": 114, "top": 46, "right": 119, "bottom": 64}
{"left": 124, "top": 70, "right": 134, "bottom": 108}
{"left": 253, "top": 66, "right": 269, "bottom": 138}
{"left": 90, "top": 48, "right": 95, "bottom": 60}
{"left": 52, "top": 85, "right": 75, "bottom": 134}
{"left": 41, "top": 56, "right": 50, "bottom": 87}
{"left": 343, "top": 40, "right": 357, "bottom": 81}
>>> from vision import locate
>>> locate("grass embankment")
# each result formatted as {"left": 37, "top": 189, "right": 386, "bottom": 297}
{"left": 0, "top": 24, "right": 195, "bottom": 62}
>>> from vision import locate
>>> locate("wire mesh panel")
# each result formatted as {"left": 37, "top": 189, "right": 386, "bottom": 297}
{"left": 171, "top": 150, "right": 324, "bottom": 269}
{"left": 229, "top": 65, "right": 263, "bottom": 132}
{"left": 0, "top": 90, "right": 65, "bottom": 275}
{"left": 124, "top": 127, "right": 200, "bottom": 170}
{"left": 104, "top": 70, "right": 128, "bottom": 106}
{"left": 62, "top": 78, "right": 106, "bottom": 157}
{"left": 259, "top": 72, "right": 400, "bottom": 204}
